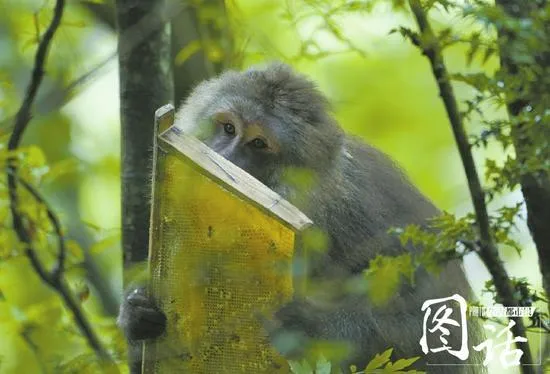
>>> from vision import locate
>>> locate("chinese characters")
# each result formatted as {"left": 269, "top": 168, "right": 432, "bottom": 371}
{"left": 420, "top": 294, "right": 469, "bottom": 360}
{"left": 420, "top": 294, "right": 529, "bottom": 368}
{"left": 473, "top": 320, "right": 528, "bottom": 368}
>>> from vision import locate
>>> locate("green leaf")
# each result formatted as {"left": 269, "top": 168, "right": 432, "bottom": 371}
{"left": 289, "top": 359, "right": 313, "bottom": 374}
{"left": 89, "top": 234, "right": 121, "bottom": 255}
{"left": 365, "top": 348, "right": 393, "bottom": 372}
{"left": 21, "top": 36, "right": 40, "bottom": 52}
{"left": 482, "top": 46, "right": 496, "bottom": 65}
{"left": 23, "top": 145, "right": 47, "bottom": 168}
{"left": 315, "top": 355, "right": 332, "bottom": 374}
{"left": 301, "top": 227, "right": 329, "bottom": 253}
{"left": 363, "top": 254, "right": 414, "bottom": 305}
{"left": 384, "top": 356, "right": 420, "bottom": 371}
{"left": 175, "top": 40, "right": 202, "bottom": 66}
{"left": 42, "top": 158, "right": 80, "bottom": 184}
{"left": 66, "top": 240, "right": 84, "bottom": 262}
{"left": 62, "top": 19, "right": 87, "bottom": 28}
{"left": 344, "top": 1, "right": 366, "bottom": 11}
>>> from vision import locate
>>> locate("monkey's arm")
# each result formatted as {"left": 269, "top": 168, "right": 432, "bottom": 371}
{"left": 270, "top": 260, "right": 479, "bottom": 372}
{"left": 270, "top": 291, "right": 424, "bottom": 367}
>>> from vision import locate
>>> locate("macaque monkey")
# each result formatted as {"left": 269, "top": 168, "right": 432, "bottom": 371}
{"left": 118, "top": 62, "right": 484, "bottom": 373}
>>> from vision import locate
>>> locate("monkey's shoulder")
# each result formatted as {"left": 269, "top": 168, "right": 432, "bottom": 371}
{"left": 327, "top": 135, "right": 439, "bottom": 225}
{"left": 340, "top": 136, "right": 410, "bottom": 181}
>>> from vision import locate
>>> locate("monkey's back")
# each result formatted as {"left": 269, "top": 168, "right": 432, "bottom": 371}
{"left": 305, "top": 136, "right": 441, "bottom": 272}
{"left": 302, "top": 136, "right": 485, "bottom": 372}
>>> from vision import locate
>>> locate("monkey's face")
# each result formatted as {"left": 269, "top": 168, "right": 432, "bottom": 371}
{"left": 200, "top": 109, "right": 283, "bottom": 186}
{"left": 174, "top": 63, "right": 344, "bottom": 189}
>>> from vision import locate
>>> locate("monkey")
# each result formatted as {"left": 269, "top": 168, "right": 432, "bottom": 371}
{"left": 118, "top": 62, "right": 485, "bottom": 373}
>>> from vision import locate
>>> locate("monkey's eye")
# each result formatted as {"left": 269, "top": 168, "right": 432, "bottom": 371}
{"left": 223, "top": 123, "right": 236, "bottom": 135}
{"left": 251, "top": 137, "right": 268, "bottom": 149}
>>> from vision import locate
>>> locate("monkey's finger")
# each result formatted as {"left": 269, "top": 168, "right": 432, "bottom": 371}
{"left": 126, "top": 288, "right": 156, "bottom": 308}
{"left": 124, "top": 307, "right": 167, "bottom": 341}
{"left": 132, "top": 305, "right": 167, "bottom": 325}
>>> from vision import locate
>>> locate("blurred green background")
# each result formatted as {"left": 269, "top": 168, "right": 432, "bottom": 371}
{"left": 0, "top": 0, "right": 542, "bottom": 372}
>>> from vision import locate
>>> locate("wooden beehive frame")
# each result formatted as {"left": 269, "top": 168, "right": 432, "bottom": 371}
{"left": 142, "top": 104, "right": 313, "bottom": 373}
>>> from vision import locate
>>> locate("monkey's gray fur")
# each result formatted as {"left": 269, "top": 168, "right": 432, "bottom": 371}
{"left": 118, "top": 62, "right": 485, "bottom": 373}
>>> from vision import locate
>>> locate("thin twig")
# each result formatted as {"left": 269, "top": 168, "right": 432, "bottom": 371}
{"left": 0, "top": 1, "right": 189, "bottom": 135}
{"left": 407, "top": 0, "right": 534, "bottom": 371}
{"left": 8, "top": 0, "right": 64, "bottom": 150}
{"left": 5, "top": 168, "right": 66, "bottom": 279}
{"left": 5, "top": 0, "right": 115, "bottom": 365}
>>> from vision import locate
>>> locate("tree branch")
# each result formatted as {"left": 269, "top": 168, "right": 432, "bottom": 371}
{"left": 407, "top": 0, "right": 534, "bottom": 371}
{"left": 5, "top": 0, "right": 115, "bottom": 366}
{"left": 7, "top": 2, "right": 64, "bottom": 150}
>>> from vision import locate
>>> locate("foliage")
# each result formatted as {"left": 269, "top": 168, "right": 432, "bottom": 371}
{"left": 289, "top": 349, "right": 423, "bottom": 374}
{"left": 379, "top": 0, "right": 550, "bottom": 372}
{"left": 0, "top": 144, "right": 127, "bottom": 372}
{"left": 360, "top": 348, "right": 422, "bottom": 373}
{"left": 477, "top": 277, "right": 550, "bottom": 332}
{"left": 0, "top": 0, "right": 125, "bottom": 372}
{"left": 363, "top": 253, "right": 414, "bottom": 306}
{"left": 386, "top": 0, "right": 549, "bottom": 299}
{"left": 2, "top": 0, "right": 550, "bottom": 372}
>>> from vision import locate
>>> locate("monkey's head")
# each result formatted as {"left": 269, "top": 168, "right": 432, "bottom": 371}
{"left": 174, "top": 62, "right": 344, "bottom": 188}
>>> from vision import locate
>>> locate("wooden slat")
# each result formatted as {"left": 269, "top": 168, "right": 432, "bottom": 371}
{"left": 155, "top": 104, "right": 313, "bottom": 231}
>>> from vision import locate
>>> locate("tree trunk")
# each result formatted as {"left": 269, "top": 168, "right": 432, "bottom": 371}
{"left": 115, "top": 0, "right": 174, "bottom": 267}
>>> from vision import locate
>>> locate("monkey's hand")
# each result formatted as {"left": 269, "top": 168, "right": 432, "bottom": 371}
{"left": 264, "top": 295, "right": 368, "bottom": 369}
{"left": 262, "top": 297, "right": 321, "bottom": 359}
{"left": 117, "top": 286, "right": 167, "bottom": 341}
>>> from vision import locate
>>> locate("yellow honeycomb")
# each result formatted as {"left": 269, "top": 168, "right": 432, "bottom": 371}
{"left": 142, "top": 105, "right": 310, "bottom": 373}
